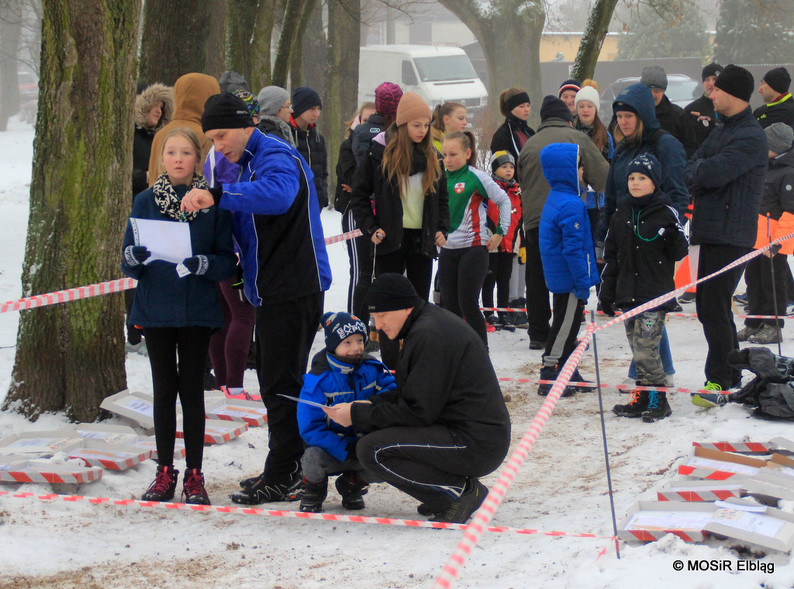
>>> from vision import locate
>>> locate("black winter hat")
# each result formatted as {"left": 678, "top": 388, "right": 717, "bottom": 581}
{"left": 291, "top": 86, "right": 322, "bottom": 118}
{"left": 714, "top": 65, "right": 754, "bottom": 102}
{"left": 627, "top": 153, "right": 662, "bottom": 191}
{"left": 202, "top": 93, "right": 255, "bottom": 131}
{"left": 366, "top": 273, "right": 421, "bottom": 313}
{"left": 701, "top": 63, "right": 723, "bottom": 81}
{"left": 763, "top": 67, "right": 791, "bottom": 95}
{"left": 321, "top": 311, "right": 368, "bottom": 352}
{"left": 540, "top": 95, "right": 574, "bottom": 123}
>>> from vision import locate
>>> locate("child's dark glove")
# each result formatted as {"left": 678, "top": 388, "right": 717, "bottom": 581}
{"left": 599, "top": 299, "right": 615, "bottom": 317}
{"left": 124, "top": 245, "right": 151, "bottom": 266}
{"left": 181, "top": 255, "right": 209, "bottom": 276}
{"left": 232, "top": 264, "right": 244, "bottom": 289}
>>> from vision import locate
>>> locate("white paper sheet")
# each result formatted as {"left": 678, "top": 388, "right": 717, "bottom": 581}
{"left": 130, "top": 218, "right": 192, "bottom": 264}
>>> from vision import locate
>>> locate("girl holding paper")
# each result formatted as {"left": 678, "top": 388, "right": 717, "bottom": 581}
{"left": 121, "top": 127, "right": 236, "bottom": 505}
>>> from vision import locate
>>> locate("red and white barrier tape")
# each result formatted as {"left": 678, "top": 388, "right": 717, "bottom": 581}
{"left": 0, "top": 490, "right": 614, "bottom": 540}
{"left": 0, "top": 229, "right": 362, "bottom": 314}
{"left": 498, "top": 377, "right": 736, "bottom": 396}
{"left": 433, "top": 323, "right": 598, "bottom": 588}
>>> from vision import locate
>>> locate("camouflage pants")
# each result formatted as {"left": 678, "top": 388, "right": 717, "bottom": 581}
{"left": 624, "top": 311, "right": 669, "bottom": 387}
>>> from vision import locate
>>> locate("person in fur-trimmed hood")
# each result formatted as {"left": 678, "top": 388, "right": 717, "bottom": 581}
{"left": 133, "top": 83, "right": 173, "bottom": 198}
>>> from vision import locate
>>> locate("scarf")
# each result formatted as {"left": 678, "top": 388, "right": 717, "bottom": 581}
{"left": 409, "top": 144, "right": 428, "bottom": 176}
{"left": 152, "top": 173, "right": 209, "bottom": 222}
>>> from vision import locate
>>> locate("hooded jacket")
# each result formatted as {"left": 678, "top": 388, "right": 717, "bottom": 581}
{"left": 755, "top": 149, "right": 794, "bottom": 254}
{"left": 753, "top": 93, "right": 794, "bottom": 129}
{"left": 289, "top": 118, "right": 329, "bottom": 208}
{"left": 598, "top": 83, "right": 689, "bottom": 243}
{"left": 349, "top": 131, "right": 449, "bottom": 259}
{"left": 655, "top": 93, "right": 697, "bottom": 158}
{"left": 214, "top": 128, "right": 332, "bottom": 306}
{"left": 297, "top": 350, "right": 396, "bottom": 462}
{"left": 538, "top": 143, "right": 600, "bottom": 300}
{"left": 147, "top": 73, "right": 220, "bottom": 184}
{"left": 133, "top": 83, "right": 173, "bottom": 197}
{"left": 685, "top": 106, "right": 767, "bottom": 248}
{"left": 600, "top": 189, "right": 689, "bottom": 312}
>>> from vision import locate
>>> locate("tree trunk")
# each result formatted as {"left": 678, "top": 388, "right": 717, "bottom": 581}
{"left": 288, "top": 0, "right": 317, "bottom": 88}
{"left": 325, "top": 0, "right": 361, "bottom": 207}
{"left": 571, "top": 0, "right": 619, "bottom": 82}
{"left": 138, "top": 0, "right": 215, "bottom": 86}
{"left": 0, "top": 0, "right": 23, "bottom": 131}
{"left": 272, "top": 0, "right": 305, "bottom": 87}
{"left": 4, "top": 0, "right": 137, "bottom": 422}
{"left": 299, "top": 0, "right": 325, "bottom": 91}
{"left": 226, "top": 0, "right": 259, "bottom": 84}
{"left": 204, "top": 0, "right": 228, "bottom": 79}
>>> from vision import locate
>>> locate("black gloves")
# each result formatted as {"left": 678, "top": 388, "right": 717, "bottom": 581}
{"left": 124, "top": 245, "right": 151, "bottom": 266}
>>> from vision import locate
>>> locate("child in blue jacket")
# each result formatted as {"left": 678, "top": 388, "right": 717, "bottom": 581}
{"left": 537, "top": 143, "right": 600, "bottom": 397}
{"left": 297, "top": 312, "right": 396, "bottom": 512}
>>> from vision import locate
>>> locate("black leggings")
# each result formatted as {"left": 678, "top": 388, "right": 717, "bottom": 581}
{"left": 343, "top": 209, "right": 374, "bottom": 325}
{"left": 438, "top": 246, "right": 489, "bottom": 346}
{"left": 481, "top": 251, "right": 515, "bottom": 316}
{"left": 143, "top": 326, "right": 212, "bottom": 470}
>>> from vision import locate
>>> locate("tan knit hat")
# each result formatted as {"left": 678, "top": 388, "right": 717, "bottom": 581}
{"left": 396, "top": 92, "right": 432, "bottom": 126}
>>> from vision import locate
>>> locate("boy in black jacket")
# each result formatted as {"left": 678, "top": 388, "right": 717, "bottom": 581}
{"left": 600, "top": 153, "right": 688, "bottom": 422}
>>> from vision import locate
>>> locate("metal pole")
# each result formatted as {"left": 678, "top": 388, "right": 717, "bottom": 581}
{"left": 767, "top": 214, "right": 783, "bottom": 356}
{"left": 591, "top": 310, "right": 620, "bottom": 559}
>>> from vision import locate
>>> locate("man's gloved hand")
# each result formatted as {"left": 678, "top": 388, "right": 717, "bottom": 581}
{"left": 124, "top": 245, "right": 151, "bottom": 266}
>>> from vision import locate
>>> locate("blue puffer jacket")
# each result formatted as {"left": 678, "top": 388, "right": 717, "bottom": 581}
{"left": 539, "top": 143, "right": 600, "bottom": 300}
{"left": 598, "top": 83, "right": 689, "bottom": 243}
{"left": 121, "top": 183, "right": 236, "bottom": 328}
{"left": 216, "top": 129, "right": 332, "bottom": 306}
{"left": 297, "top": 350, "right": 396, "bottom": 462}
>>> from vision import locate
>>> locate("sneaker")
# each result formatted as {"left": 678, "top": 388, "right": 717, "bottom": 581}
{"left": 491, "top": 315, "right": 505, "bottom": 329}
{"left": 221, "top": 386, "right": 261, "bottom": 402}
{"left": 748, "top": 324, "right": 782, "bottom": 344}
{"left": 737, "top": 325, "right": 762, "bottom": 342}
{"left": 182, "top": 468, "right": 211, "bottom": 505}
{"left": 299, "top": 478, "right": 328, "bottom": 513}
{"left": 703, "top": 381, "right": 723, "bottom": 391}
{"left": 231, "top": 463, "right": 302, "bottom": 504}
{"left": 485, "top": 313, "right": 497, "bottom": 326}
{"left": 670, "top": 302, "right": 683, "bottom": 313}
{"left": 733, "top": 293, "right": 748, "bottom": 305}
{"left": 141, "top": 465, "right": 179, "bottom": 502}
{"left": 417, "top": 503, "right": 439, "bottom": 516}
{"left": 678, "top": 292, "right": 696, "bottom": 304}
{"left": 613, "top": 389, "right": 648, "bottom": 417}
{"left": 335, "top": 471, "right": 369, "bottom": 510}
{"left": 511, "top": 299, "right": 529, "bottom": 329}
{"left": 239, "top": 470, "right": 265, "bottom": 490}
{"left": 641, "top": 390, "right": 671, "bottom": 422}
{"left": 692, "top": 392, "right": 731, "bottom": 408}
{"left": 430, "top": 478, "right": 488, "bottom": 524}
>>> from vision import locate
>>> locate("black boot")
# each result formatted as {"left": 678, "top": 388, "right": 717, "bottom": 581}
{"left": 141, "top": 464, "right": 179, "bottom": 502}
{"left": 612, "top": 389, "right": 648, "bottom": 418}
{"left": 299, "top": 478, "right": 328, "bottom": 513}
{"left": 641, "top": 390, "right": 672, "bottom": 422}
{"left": 335, "top": 471, "right": 369, "bottom": 510}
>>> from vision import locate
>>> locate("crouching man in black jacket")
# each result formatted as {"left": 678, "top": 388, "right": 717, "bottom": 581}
{"left": 323, "top": 273, "right": 511, "bottom": 524}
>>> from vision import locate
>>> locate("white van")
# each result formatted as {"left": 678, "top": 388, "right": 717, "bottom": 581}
{"left": 358, "top": 45, "right": 488, "bottom": 116}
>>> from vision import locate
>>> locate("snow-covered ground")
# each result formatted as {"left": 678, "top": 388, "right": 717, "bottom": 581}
{"left": 0, "top": 117, "right": 792, "bottom": 588}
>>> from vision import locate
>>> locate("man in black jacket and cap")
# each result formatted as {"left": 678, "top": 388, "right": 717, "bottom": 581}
{"left": 685, "top": 63, "right": 724, "bottom": 149}
{"left": 323, "top": 273, "right": 511, "bottom": 524}
{"left": 685, "top": 65, "right": 768, "bottom": 393}
{"left": 641, "top": 65, "right": 697, "bottom": 157}
{"left": 754, "top": 67, "right": 794, "bottom": 129}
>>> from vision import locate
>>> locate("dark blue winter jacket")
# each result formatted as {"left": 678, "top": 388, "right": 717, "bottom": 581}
{"left": 538, "top": 143, "right": 600, "bottom": 300}
{"left": 215, "top": 128, "right": 332, "bottom": 306}
{"left": 121, "top": 183, "right": 236, "bottom": 328}
{"left": 298, "top": 350, "right": 396, "bottom": 462}
{"left": 684, "top": 105, "right": 767, "bottom": 248}
{"left": 598, "top": 83, "right": 689, "bottom": 243}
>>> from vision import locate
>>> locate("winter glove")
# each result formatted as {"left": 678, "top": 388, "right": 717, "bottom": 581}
{"left": 231, "top": 264, "right": 244, "bottom": 289}
{"left": 124, "top": 245, "right": 151, "bottom": 267}
{"left": 179, "top": 255, "right": 209, "bottom": 276}
{"left": 599, "top": 299, "right": 615, "bottom": 317}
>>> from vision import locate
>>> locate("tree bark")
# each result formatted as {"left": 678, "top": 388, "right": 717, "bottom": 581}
{"left": 571, "top": 0, "right": 619, "bottom": 82}
{"left": 437, "top": 0, "right": 546, "bottom": 141}
{"left": 325, "top": 0, "right": 361, "bottom": 207}
{"left": 299, "top": 0, "right": 325, "bottom": 91}
{"left": 226, "top": 0, "right": 259, "bottom": 84}
{"left": 0, "top": 0, "right": 23, "bottom": 131}
{"left": 4, "top": 0, "right": 137, "bottom": 422}
{"left": 138, "top": 0, "right": 215, "bottom": 86}
{"left": 204, "top": 0, "right": 228, "bottom": 79}
{"left": 272, "top": 0, "right": 306, "bottom": 87}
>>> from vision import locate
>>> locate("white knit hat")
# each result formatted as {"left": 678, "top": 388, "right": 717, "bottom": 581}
{"left": 574, "top": 86, "right": 600, "bottom": 112}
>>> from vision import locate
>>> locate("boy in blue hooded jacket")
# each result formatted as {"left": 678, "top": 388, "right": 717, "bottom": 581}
{"left": 537, "top": 143, "right": 600, "bottom": 396}
{"left": 297, "top": 312, "right": 396, "bottom": 512}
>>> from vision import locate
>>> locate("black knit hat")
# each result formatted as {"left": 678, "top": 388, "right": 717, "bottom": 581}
{"left": 366, "top": 273, "right": 420, "bottom": 313}
{"left": 321, "top": 311, "right": 368, "bottom": 352}
{"left": 202, "top": 93, "right": 255, "bottom": 132}
{"left": 763, "top": 67, "right": 791, "bottom": 95}
{"left": 627, "top": 153, "right": 662, "bottom": 191}
{"left": 701, "top": 63, "right": 723, "bottom": 81}
{"left": 540, "top": 95, "right": 574, "bottom": 123}
{"left": 292, "top": 86, "right": 322, "bottom": 118}
{"left": 714, "top": 65, "right": 754, "bottom": 102}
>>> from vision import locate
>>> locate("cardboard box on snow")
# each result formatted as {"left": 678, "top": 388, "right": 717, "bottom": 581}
{"left": 0, "top": 432, "right": 83, "bottom": 457}
{"left": 678, "top": 446, "right": 767, "bottom": 480}
{"left": 99, "top": 390, "right": 156, "bottom": 434}
{"left": 203, "top": 391, "right": 267, "bottom": 427}
{"left": 0, "top": 454, "right": 103, "bottom": 484}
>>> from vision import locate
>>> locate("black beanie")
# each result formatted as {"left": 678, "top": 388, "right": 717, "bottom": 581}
{"left": 321, "top": 311, "right": 368, "bottom": 352}
{"left": 701, "top": 63, "right": 723, "bottom": 81}
{"left": 291, "top": 86, "right": 322, "bottom": 118}
{"left": 202, "top": 93, "right": 254, "bottom": 132}
{"left": 366, "top": 273, "right": 420, "bottom": 313}
{"left": 626, "top": 153, "right": 662, "bottom": 191}
{"left": 714, "top": 65, "right": 754, "bottom": 102}
{"left": 540, "top": 95, "right": 574, "bottom": 123}
{"left": 763, "top": 67, "right": 791, "bottom": 95}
